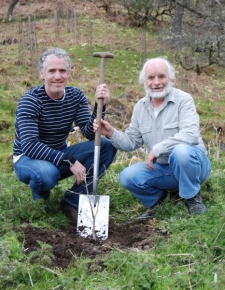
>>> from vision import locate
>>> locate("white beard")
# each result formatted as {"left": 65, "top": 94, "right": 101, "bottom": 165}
{"left": 145, "top": 83, "right": 173, "bottom": 99}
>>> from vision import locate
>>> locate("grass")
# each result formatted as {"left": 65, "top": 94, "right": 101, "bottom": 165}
{"left": 1, "top": 155, "right": 225, "bottom": 289}
{"left": 1, "top": 2, "right": 225, "bottom": 289}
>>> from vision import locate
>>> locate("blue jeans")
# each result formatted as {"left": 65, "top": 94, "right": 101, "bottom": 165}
{"left": 119, "top": 144, "right": 211, "bottom": 208}
{"left": 14, "top": 138, "right": 117, "bottom": 208}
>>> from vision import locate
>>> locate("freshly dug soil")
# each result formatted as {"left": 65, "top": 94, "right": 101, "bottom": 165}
{"left": 17, "top": 219, "right": 164, "bottom": 269}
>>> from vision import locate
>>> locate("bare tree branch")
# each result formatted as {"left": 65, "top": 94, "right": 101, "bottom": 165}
{"left": 7, "top": 0, "right": 20, "bottom": 21}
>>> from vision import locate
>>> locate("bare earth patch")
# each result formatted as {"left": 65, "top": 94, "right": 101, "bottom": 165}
{"left": 17, "top": 220, "right": 164, "bottom": 269}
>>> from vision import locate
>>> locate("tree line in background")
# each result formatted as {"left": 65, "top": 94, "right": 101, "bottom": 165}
{"left": 95, "top": 0, "right": 225, "bottom": 75}
{"left": 6, "top": 0, "right": 225, "bottom": 75}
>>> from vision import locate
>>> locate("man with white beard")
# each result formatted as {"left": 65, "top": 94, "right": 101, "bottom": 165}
{"left": 93, "top": 57, "right": 211, "bottom": 218}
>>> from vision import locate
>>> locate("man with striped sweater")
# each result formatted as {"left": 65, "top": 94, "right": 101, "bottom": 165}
{"left": 13, "top": 47, "right": 117, "bottom": 223}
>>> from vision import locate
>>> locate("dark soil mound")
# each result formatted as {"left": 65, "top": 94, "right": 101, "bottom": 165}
{"left": 17, "top": 220, "right": 164, "bottom": 269}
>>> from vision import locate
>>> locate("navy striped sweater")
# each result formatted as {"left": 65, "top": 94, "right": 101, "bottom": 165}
{"left": 13, "top": 84, "right": 105, "bottom": 167}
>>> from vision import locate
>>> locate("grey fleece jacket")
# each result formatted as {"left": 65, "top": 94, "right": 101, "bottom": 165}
{"left": 109, "top": 87, "right": 206, "bottom": 164}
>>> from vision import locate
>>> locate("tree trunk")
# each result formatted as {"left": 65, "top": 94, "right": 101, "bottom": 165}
{"left": 7, "top": 0, "right": 20, "bottom": 21}
{"left": 171, "top": 1, "right": 184, "bottom": 34}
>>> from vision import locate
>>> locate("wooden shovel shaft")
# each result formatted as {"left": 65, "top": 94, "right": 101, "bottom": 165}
{"left": 95, "top": 55, "right": 108, "bottom": 146}
{"left": 94, "top": 52, "right": 114, "bottom": 147}
{"left": 93, "top": 57, "right": 105, "bottom": 197}
{"left": 93, "top": 52, "right": 114, "bottom": 198}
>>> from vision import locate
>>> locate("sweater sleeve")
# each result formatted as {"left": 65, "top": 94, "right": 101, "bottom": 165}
{"left": 14, "top": 94, "right": 67, "bottom": 167}
{"left": 74, "top": 99, "right": 106, "bottom": 140}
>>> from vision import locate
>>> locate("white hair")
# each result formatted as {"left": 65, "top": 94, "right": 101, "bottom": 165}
{"left": 139, "top": 57, "right": 176, "bottom": 85}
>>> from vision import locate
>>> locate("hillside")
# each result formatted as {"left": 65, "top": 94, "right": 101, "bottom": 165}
{"left": 1, "top": 0, "right": 225, "bottom": 144}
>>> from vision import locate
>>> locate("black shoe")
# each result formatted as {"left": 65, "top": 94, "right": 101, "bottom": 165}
{"left": 138, "top": 208, "right": 154, "bottom": 219}
{"left": 168, "top": 190, "right": 180, "bottom": 200}
{"left": 185, "top": 193, "right": 207, "bottom": 214}
{"left": 137, "top": 190, "right": 168, "bottom": 219}
{"left": 60, "top": 199, "right": 78, "bottom": 224}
